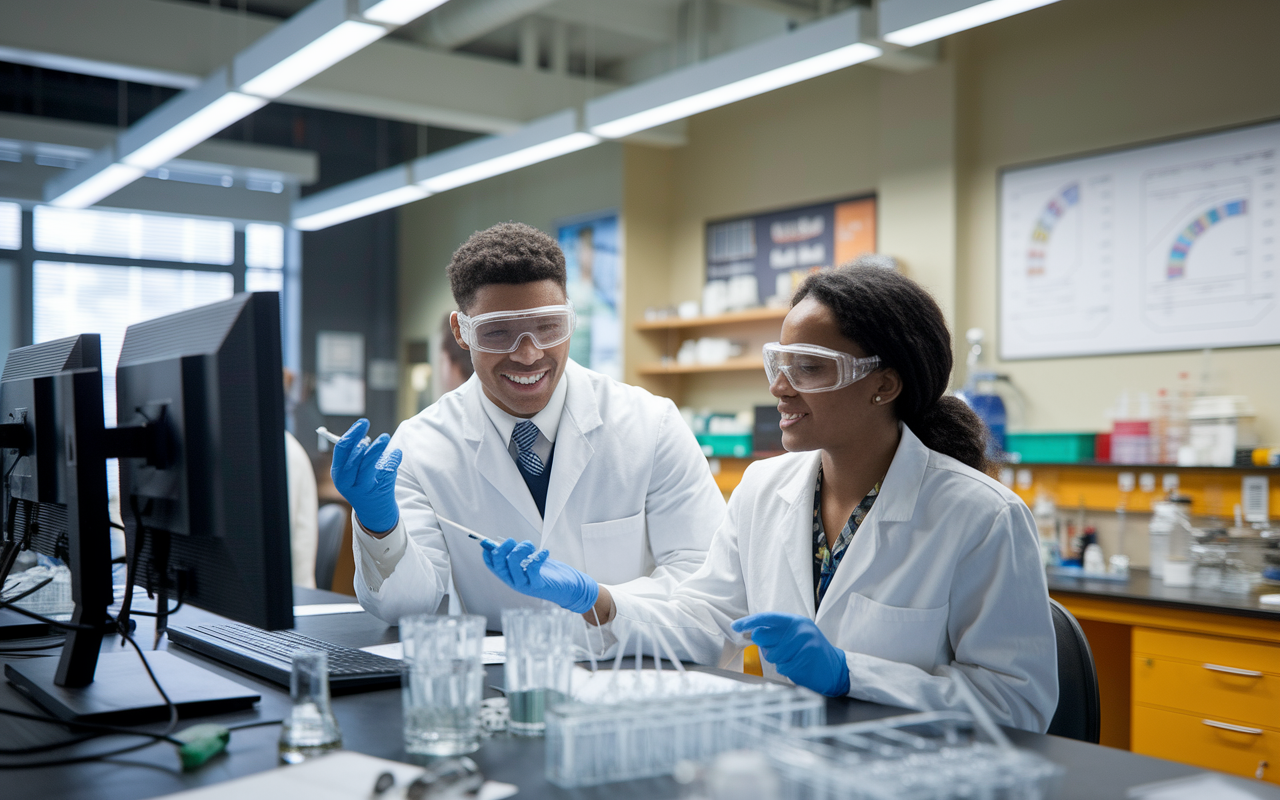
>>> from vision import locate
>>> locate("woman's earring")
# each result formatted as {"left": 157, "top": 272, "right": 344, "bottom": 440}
{"left": 873, "top": 396, "right": 881, "bottom": 404}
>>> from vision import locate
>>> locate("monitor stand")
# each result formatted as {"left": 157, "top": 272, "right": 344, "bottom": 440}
{"left": 5, "top": 651, "right": 260, "bottom": 725}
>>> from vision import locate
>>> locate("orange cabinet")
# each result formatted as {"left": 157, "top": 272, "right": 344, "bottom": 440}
{"left": 1131, "top": 628, "right": 1280, "bottom": 784}
{"left": 1132, "top": 705, "right": 1278, "bottom": 784}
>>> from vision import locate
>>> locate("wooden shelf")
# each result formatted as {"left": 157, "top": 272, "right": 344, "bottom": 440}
{"left": 634, "top": 306, "right": 788, "bottom": 331}
{"left": 636, "top": 357, "right": 765, "bottom": 376}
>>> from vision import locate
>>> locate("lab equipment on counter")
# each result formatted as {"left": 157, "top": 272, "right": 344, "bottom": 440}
{"left": 1190, "top": 528, "right": 1275, "bottom": 594}
{"left": 279, "top": 650, "right": 342, "bottom": 764}
{"left": 502, "top": 608, "right": 576, "bottom": 736}
{"left": 954, "top": 328, "right": 1023, "bottom": 460}
{"left": 1185, "top": 396, "right": 1257, "bottom": 466}
{"left": 401, "top": 614, "right": 486, "bottom": 756}
{"left": 1004, "top": 432, "right": 1096, "bottom": 464}
{"left": 544, "top": 624, "right": 826, "bottom": 788}
{"left": 738, "top": 678, "right": 1064, "bottom": 800}
{"left": 1148, "top": 497, "right": 1193, "bottom": 580}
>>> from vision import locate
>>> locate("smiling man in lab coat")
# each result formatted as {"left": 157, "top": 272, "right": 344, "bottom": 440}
{"left": 331, "top": 222, "right": 725, "bottom": 631}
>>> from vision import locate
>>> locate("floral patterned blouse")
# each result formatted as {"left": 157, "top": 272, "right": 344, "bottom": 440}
{"left": 812, "top": 465, "right": 880, "bottom": 610}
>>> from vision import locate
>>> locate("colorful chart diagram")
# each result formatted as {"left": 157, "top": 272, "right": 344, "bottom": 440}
{"left": 1027, "top": 183, "right": 1080, "bottom": 277}
{"left": 1166, "top": 199, "right": 1247, "bottom": 279}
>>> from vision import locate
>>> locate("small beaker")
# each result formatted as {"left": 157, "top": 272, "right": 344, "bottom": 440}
{"left": 502, "top": 607, "right": 576, "bottom": 736}
{"left": 401, "top": 614, "right": 486, "bottom": 756}
{"left": 279, "top": 649, "right": 342, "bottom": 763}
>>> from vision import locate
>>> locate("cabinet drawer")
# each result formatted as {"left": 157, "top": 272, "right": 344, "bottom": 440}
{"left": 1134, "top": 628, "right": 1280, "bottom": 673}
{"left": 1134, "top": 655, "right": 1280, "bottom": 725}
{"left": 1132, "top": 705, "right": 1279, "bottom": 785}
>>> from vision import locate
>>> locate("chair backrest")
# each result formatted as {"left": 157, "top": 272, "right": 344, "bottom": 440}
{"left": 314, "top": 503, "right": 348, "bottom": 591}
{"left": 1046, "top": 598, "right": 1101, "bottom": 743}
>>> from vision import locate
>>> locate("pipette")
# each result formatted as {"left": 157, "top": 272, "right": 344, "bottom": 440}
{"left": 434, "top": 512, "right": 502, "bottom": 549}
{"left": 316, "top": 426, "right": 371, "bottom": 446}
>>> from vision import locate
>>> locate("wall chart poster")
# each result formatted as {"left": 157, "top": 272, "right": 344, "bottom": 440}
{"left": 999, "top": 120, "right": 1280, "bottom": 360}
{"left": 558, "top": 212, "right": 621, "bottom": 380}
{"left": 705, "top": 195, "right": 876, "bottom": 307}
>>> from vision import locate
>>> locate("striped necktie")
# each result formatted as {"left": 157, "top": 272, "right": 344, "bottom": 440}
{"left": 511, "top": 420, "right": 545, "bottom": 477}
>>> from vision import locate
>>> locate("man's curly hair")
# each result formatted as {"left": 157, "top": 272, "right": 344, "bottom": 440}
{"left": 447, "top": 222, "right": 567, "bottom": 311}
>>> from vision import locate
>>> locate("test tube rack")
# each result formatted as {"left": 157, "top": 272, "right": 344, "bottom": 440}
{"left": 742, "top": 711, "right": 1064, "bottom": 800}
{"left": 544, "top": 682, "right": 826, "bottom": 788}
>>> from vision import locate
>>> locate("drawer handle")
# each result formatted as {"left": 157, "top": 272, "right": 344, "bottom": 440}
{"left": 1202, "top": 663, "right": 1263, "bottom": 678}
{"left": 1202, "top": 719, "right": 1264, "bottom": 735}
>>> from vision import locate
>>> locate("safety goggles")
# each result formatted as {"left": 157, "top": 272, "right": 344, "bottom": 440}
{"left": 762, "top": 342, "right": 881, "bottom": 393}
{"left": 456, "top": 303, "right": 576, "bottom": 354}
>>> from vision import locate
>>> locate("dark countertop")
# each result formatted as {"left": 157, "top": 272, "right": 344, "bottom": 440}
{"left": 5, "top": 588, "right": 1280, "bottom": 799}
{"left": 1047, "top": 567, "right": 1280, "bottom": 621}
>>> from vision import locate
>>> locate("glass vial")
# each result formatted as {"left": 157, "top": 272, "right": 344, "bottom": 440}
{"left": 279, "top": 649, "right": 342, "bottom": 763}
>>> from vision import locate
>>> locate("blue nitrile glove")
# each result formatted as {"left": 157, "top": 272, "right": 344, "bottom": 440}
{"left": 480, "top": 539, "right": 599, "bottom": 614}
{"left": 731, "top": 612, "right": 851, "bottom": 697}
{"left": 330, "top": 418, "right": 402, "bottom": 534}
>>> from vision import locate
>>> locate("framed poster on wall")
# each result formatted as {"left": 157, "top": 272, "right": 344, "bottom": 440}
{"left": 558, "top": 212, "right": 621, "bottom": 380}
{"left": 705, "top": 195, "right": 876, "bottom": 310}
{"left": 999, "top": 119, "right": 1280, "bottom": 360}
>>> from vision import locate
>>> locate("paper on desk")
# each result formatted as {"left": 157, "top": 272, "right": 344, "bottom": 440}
{"left": 1127, "top": 773, "right": 1269, "bottom": 799}
{"left": 150, "top": 751, "right": 517, "bottom": 800}
{"left": 293, "top": 603, "right": 366, "bottom": 616}
{"left": 361, "top": 635, "right": 507, "bottom": 665}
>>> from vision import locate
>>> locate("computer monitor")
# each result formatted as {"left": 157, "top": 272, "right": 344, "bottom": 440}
{"left": 0, "top": 335, "right": 108, "bottom": 649}
{"left": 114, "top": 291, "right": 294, "bottom": 633}
{"left": 2, "top": 292, "right": 293, "bottom": 723}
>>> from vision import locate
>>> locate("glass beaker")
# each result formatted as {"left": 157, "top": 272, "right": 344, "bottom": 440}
{"left": 400, "top": 614, "right": 486, "bottom": 756}
{"left": 279, "top": 649, "right": 342, "bottom": 763}
{"left": 502, "top": 607, "right": 577, "bottom": 736}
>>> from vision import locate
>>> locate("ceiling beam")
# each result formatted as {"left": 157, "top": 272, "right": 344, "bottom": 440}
{"left": 0, "top": 0, "right": 619, "bottom": 134}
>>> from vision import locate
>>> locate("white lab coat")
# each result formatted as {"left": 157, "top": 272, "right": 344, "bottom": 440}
{"left": 285, "top": 430, "right": 318, "bottom": 589}
{"left": 352, "top": 360, "right": 726, "bottom": 631}
{"left": 609, "top": 425, "right": 1058, "bottom": 733}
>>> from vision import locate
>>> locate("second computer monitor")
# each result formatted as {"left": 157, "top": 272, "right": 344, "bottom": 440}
{"left": 115, "top": 292, "right": 293, "bottom": 631}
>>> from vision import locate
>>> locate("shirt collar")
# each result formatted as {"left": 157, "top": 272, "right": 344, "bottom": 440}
{"left": 478, "top": 368, "right": 568, "bottom": 445}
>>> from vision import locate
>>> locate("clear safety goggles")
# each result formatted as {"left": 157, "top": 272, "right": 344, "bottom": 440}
{"left": 763, "top": 342, "right": 881, "bottom": 393}
{"left": 456, "top": 303, "right": 576, "bottom": 354}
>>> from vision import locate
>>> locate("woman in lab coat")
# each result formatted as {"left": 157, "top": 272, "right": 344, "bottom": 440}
{"left": 484, "top": 265, "right": 1058, "bottom": 733}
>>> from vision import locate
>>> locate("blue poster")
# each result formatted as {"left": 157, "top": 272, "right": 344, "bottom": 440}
{"left": 558, "top": 213, "right": 620, "bottom": 380}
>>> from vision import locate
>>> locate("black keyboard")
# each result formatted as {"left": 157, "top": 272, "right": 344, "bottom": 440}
{"left": 167, "top": 622, "right": 402, "bottom": 693}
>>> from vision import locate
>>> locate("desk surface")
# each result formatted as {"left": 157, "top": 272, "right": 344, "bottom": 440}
{"left": 1047, "top": 567, "right": 1280, "bottom": 621}
{"left": 4, "top": 589, "right": 1278, "bottom": 800}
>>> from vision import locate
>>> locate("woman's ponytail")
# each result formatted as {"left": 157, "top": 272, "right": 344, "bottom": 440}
{"left": 793, "top": 266, "right": 991, "bottom": 473}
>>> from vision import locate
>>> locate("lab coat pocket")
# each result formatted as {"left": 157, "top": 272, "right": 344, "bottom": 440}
{"left": 836, "top": 592, "right": 949, "bottom": 673}
{"left": 580, "top": 510, "right": 647, "bottom": 585}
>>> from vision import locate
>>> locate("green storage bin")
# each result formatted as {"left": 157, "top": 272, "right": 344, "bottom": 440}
{"left": 697, "top": 433, "right": 752, "bottom": 458}
{"left": 1005, "top": 432, "right": 1096, "bottom": 464}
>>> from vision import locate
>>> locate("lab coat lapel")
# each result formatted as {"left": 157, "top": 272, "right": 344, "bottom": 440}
{"left": 812, "top": 424, "right": 930, "bottom": 627}
{"left": 775, "top": 451, "right": 820, "bottom": 620}
{"left": 541, "top": 363, "right": 600, "bottom": 535}
{"left": 461, "top": 380, "right": 544, "bottom": 536}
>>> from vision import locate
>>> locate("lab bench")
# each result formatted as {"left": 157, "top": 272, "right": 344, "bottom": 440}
{"left": 7, "top": 587, "right": 1275, "bottom": 800}
{"left": 1049, "top": 569, "right": 1280, "bottom": 784}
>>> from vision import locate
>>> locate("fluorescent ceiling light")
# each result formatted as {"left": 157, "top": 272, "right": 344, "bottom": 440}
{"left": 586, "top": 8, "right": 880, "bottom": 140}
{"left": 292, "top": 165, "right": 427, "bottom": 231}
{"left": 48, "top": 162, "right": 146, "bottom": 208}
{"left": 413, "top": 110, "right": 599, "bottom": 193}
{"left": 361, "top": 0, "right": 450, "bottom": 25}
{"left": 882, "top": 0, "right": 1061, "bottom": 47}
{"left": 592, "top": 43, "right": 880, "bottom": 139}
{"left": 418, "top": 132, "right": 598, "bottom": 193}
{"left": 294, "top": 184, "right": 427, "bottom": 230}
{"left": 240, "top": 19, "right": 386, "bottom": 98}
{"left": 121, "top": 93, "right": 266, "bottom": 169}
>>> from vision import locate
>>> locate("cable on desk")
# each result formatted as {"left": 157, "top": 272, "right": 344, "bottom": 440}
{"left": 0, "top": 621, "right": 181, "bottom": 768}
{"left": 224, "top": 719, "right": 283, "bottom": 732}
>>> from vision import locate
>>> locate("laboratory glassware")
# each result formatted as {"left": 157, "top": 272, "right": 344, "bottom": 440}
{"left": 400, "top": 613, "right": 486, "bottom": 756}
